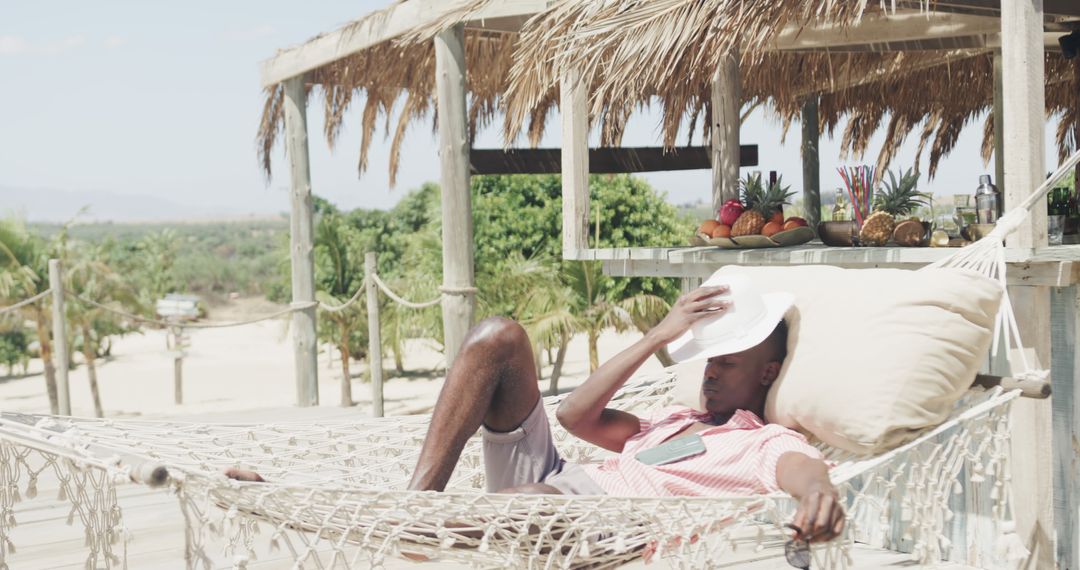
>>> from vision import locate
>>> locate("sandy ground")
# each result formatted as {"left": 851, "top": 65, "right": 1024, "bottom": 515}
{"left": 0, "top": 297, "right": 668, "bottom": 419}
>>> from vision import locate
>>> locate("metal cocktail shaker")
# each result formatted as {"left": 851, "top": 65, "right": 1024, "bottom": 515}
{"left": 975, "top": 175, "right": 1001, "bottom": 224}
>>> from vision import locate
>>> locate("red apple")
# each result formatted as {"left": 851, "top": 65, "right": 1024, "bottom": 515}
{"left": 719, "top": 199, "right": 745, "bottom": 226}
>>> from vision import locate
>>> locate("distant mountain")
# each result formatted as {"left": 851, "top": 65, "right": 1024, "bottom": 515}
{"left": 1, "top": 186, "right": 279, "bottom": 223}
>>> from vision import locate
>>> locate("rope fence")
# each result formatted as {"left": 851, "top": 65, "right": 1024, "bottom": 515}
{"left": 0, "top": 288, "right": 52, "bottom": 316}
{"left": 0, "top": 252, "right": 467, "bottom": 417}
{"left": 71, "top": 292, "right": 304, "bottom": 329}
{"left": 56, "top": 272, "right": 447, "bottom": 329}
{"left": 369, "top": 273, "right": 442, "bottom": 309}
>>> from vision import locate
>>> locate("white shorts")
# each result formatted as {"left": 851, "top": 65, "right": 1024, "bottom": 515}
{"left": 481, "top": 398, "right": 605, "bottom": 495}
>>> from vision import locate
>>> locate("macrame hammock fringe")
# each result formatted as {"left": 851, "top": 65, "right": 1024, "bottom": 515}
{"left": 0, "top": 151, "right": 1076, "bottom": 570}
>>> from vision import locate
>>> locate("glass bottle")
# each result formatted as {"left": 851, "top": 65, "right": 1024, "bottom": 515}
{"left": 1048, "top": 188, "right": 1067, "bottom": 216}
{"left": 832, "top": 190, "right": 848, "bottom": 221}
{"left": 974, "top": 175, "right": 1000, "bottom": 224}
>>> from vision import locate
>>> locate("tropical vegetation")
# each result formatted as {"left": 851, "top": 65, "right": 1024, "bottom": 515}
{"left": 2, "top": 174, "right": 694, "bottom": 410}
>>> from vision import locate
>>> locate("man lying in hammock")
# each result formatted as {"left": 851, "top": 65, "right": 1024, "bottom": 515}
{"left": 229, "top": 275, "right": 843, "bottom": 544}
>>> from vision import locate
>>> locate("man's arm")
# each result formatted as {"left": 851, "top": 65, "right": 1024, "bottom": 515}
{"left": 555, "top": 334, "right": 664, "bottom": 452}
{"left": 555, "top": 285, "right": 729, "bottom": 453}
{"left": 776, "top": 451, "right": 845, "bottom": 543}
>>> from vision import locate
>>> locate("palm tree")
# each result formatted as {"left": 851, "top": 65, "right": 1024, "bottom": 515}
{"left": 379, "top": 224, "right": 444, "bottom": 373}
{"left": 619, "top": 294, "right": 677, "bottom": 367}
{"left": 316, "top": 290, "right": 365, "bottom": 407}
{"left": 520, "top": 284, "right": 577, "bottom": 395}
{"left": 477, "top": 254, "right": 575, "bottom": 392}
{"left": 380, "top": 272, "right": 441, "bottom": 375}
{"left": 563, "top": 261, "right": 670, "bottom": 372}
{"left": 477, "top": 257, "right": 671, "bottom": 395}
{"left": 136, "top": 230, "right": 179, "bottom": 312}
{"left": 0, "top": 220, "right": 60, "bottom": 413}
{"left": 64, "top": 242, "right": 142, "bottom": 418}
{"left": 314, "top": 214, "right": 367, "bottom": 407}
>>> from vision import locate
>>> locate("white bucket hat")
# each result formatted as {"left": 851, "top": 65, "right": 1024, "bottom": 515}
{"left": 667, "top": 272, "right": 794, "bottom": 363}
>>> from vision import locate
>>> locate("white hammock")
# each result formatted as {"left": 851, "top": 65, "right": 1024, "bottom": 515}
{"left": 0, "top": 151, "right": 1075, "bottom": 569}
{"left": 0, "top": 375, "right": 1021, "bottom": 570}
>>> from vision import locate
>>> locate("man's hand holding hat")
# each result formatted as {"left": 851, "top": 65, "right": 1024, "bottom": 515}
{"left": 647, "top": 285, "right": 732, "bottom": 346}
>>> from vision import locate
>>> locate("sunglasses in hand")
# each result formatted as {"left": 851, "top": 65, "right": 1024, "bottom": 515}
{"left": 784, "top": 524, "right": 811, "bottom": 570}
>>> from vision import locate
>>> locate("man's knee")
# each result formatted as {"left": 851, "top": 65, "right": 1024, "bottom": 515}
{"left": 462, "top": 317, "right": 530, "bottom": 358}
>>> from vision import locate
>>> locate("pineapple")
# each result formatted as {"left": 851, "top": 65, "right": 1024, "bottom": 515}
{"left": 859, "top": 168, "right": 928, "bottom": 246}
{"left": 731, "top": 173, "right": 794, "bottom": 237}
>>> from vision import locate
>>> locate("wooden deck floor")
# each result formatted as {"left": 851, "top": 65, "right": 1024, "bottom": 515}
{"left": 3, "top": 407, "right": 976, "bottom": 569}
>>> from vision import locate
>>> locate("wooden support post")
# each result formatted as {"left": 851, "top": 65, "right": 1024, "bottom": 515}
{"left": 283, "top": 75, "right": 319, "bottom": 407}
{"left": 1075, "top": 58, "right": 1080, "bottom": 190}
{"left": 561, "top": 68, "right": 589, "bottom": 258}
{"left": 993, "top": 50, "right": 1005, "bottom": 194}
{"left": 365, "top": 253, "right": 384, "bottom": 418}
{"left": 48, "top": 259, "right": 70, "bottom": 416}
{"left": 801, "top": 96, "right": 821, "bottom": 232}
{"left": 1051, "top": 286, "right": 1079, "bottom": 570}
{"left": 435, "top": 24, "right": 475, "bottom": 365}
{"left": 1001, "top": 1, "right": 1052, "bottom": 566}
{"left": 710, "top": 51, "right": 741, "bottom": 211}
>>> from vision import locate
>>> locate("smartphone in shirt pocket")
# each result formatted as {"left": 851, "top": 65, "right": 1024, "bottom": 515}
{"left": 635, "top": 434, "right": 706, "bottom": 466}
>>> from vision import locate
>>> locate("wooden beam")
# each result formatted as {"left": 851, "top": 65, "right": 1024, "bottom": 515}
{"left": 561, "top": 68, "right": 590, "bottom": 259}
{"left": 594, "top": 249, "right": 1077, "bottom": 285}
{"left": 1003, "top": 8, "right": 1049, "bottom": 251}
{"left": 780, "top": 35, "right": 993, "bottom": 52}
{"left": 260, "top": 0, "right": 546, "bottom": 87}
{"left": 801, "top": 97, "right": 821, "bottom": 232}
{"left": 1051, "top": 286, "right": 1080, "bottom": 570}
{"left": 986, "top": 31, "right": 1071, "bottom": 49}
{"left": 1002, "top": 0, "right": 1053, "bottom": 567}
{"left": 994, "top": 50, "right": 1005, "bottom": 197}
{"left": 901, "top": 0, "right": 1080, "bottom": 18}
{"left": 778, "top": 32, "right": 1065, "bottom": 53}
{"left": 283, "top": 76, "right": 319, "bottom": 407}
{"left": 435, "top": 24, "right": 475, "bottom": 365}
{"left": 463, "top": 15, "right": 533, "bottom": 34}
{"left": 711, "top": 51, "right": 741, "bottom": 211}
{"left": 772, "top": 12, "right": 1001, "bottom": 51}
{"left": 469, "top": 145, "right": 758, "bottom": 175}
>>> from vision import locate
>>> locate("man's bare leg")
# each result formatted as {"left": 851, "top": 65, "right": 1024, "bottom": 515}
{"left": 407, "top": 317, "right": 541, "bottom": 492}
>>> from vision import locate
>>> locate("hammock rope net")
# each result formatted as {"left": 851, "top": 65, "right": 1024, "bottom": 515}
{"left": 0, "top": 152, "right": 1074, "bottom": 569}
{"left": 0, "top": 376, "right": 1020, "bottom": 569}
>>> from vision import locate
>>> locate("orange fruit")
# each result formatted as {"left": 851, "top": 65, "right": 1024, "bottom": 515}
{"left": 783, "top": 217, "right": 808, "bottom": 231}
{"left": 710, "top": 224, "right": 732, "bottom": 238}
{"left": 698, "top": 219, "right": 720, "bottom": 236}
{"left": 762, "top": 221, "right": 783, "bottom": 237}
{"left": 769, "top": 211, "right": 784, "bottom": 225}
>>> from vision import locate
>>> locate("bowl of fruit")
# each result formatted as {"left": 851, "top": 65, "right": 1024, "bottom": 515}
{"left": 691, "top": 174, "right": 814, "bottom": 249}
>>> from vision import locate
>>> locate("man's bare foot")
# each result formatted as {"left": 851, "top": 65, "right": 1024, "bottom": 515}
{"left": 224, "top": 468, "right": 266, "bottom": 482}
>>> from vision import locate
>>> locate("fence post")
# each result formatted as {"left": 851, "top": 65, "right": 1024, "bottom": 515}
{"left": 365, "top": 253, "right": 384, "bottom": 418}
{"left": 169, "top": 325, "right": 185, "bottom": 405}
{"left": 48, "top": 259, "right": 71, "bottom": 416}
{"left": 174, "top": 355, "right": 183, "bottom": 404}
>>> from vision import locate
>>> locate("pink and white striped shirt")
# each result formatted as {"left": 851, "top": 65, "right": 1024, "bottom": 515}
{"left": 581, "top": 406, "right": 821, "bottom": 497}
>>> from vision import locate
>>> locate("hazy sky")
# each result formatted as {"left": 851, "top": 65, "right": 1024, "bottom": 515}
{"left": 0, "top": 1, "right": 1064, "bottom": 222}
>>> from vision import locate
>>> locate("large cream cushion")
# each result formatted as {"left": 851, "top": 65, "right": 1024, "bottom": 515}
{"left": 671, "top": 266, "right": 1001, "bottom": 455}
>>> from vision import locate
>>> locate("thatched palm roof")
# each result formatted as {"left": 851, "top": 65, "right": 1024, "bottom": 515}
{"left": 505, "top": 0, "right": 1078, "bottom": 177}
{"left": 258, "top": 26, "right": 514, "bottom": 186}
{"left": 257, "top": 0, "right": 1078, "bottom": 184}
{"left": 801, "top": 53, "right": 1077, "bottom": 177}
